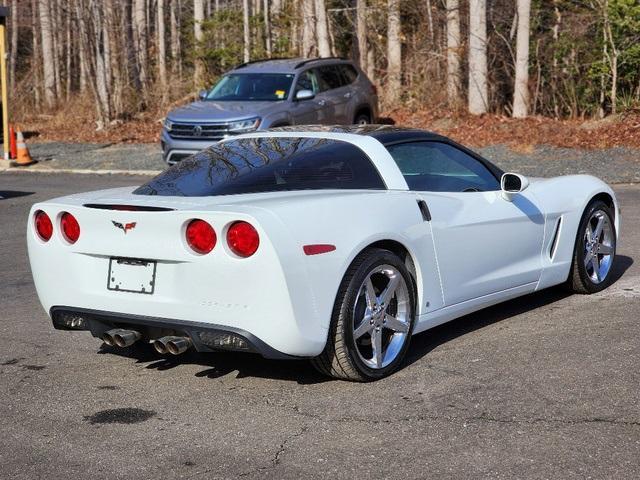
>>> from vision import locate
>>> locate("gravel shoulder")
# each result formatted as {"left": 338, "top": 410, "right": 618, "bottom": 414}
{"left": 1, "top": 142, "right": 639, "bottom": 183}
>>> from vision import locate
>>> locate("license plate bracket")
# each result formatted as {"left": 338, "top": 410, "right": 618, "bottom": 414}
{"left": 108, "top": 257, "right": 156, "bottom": 294}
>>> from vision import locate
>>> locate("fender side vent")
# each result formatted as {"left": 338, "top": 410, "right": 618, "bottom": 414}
{"left": 549, "top": 217, "right": 562, "bottom": 260}
{"left": 84, "top": 204, "right": 174, "bottom": 212}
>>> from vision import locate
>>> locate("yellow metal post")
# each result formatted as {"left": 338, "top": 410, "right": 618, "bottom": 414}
{"left": 0, "top": 21, "right": 8, "bottom": 160}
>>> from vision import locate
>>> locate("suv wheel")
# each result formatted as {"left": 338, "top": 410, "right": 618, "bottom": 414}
{"left": 354, "top": 113, "right": 371, "bottom": 125}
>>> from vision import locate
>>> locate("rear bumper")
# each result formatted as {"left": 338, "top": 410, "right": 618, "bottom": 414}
{"left": 51, "top": 307, "right": 300, "bottom": 359}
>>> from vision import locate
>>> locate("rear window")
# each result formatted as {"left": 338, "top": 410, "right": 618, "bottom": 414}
{"left": 317, "top": 66, "right": 345, "bottom": 91}
{"left": 341, "top": 65, "right": 358, "bottom": 84}
{"left": 134, "top": 137, "right": 386, "bottom": 196}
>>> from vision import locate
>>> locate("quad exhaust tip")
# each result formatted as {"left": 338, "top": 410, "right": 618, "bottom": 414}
{"left": 102, "top": 329, "right": 141, "bottom": 348}
{"left": 153, "top": 336, "right": 192, "bottom": 355}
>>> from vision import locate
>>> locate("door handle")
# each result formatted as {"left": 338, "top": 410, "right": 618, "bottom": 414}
{"left": 417, "top": 200, "right": 431, "bottom": 222}
{"left": 344, "top": 92, "right": 352, "bottom": 98}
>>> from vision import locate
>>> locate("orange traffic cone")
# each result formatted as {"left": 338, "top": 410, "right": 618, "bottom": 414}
{"left": 10, "top": 130, "right": 36, "bottom": 167}
{"left": 9, "top": 125, "right": 17, "bottom": 159}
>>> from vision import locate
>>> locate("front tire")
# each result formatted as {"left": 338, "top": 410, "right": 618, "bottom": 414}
{"left": 566, "top": 200, "right": 616, "bottom": 294}
{"left": 354, "top": 112, "right": 371, "bottom": 125}
{"left": 312, "top": 248, "right": 416, "bottom": 381}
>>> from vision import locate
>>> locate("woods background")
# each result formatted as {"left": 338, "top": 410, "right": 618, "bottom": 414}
{"left": 5, "top": 0, "right": 640, "bottom": 141}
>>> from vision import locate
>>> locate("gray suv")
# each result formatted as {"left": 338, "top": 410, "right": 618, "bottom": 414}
{"left": 161, "top": 57, "right": 379, "bottom": 164}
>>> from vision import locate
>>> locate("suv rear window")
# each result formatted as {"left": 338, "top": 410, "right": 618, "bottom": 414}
{"left": 134, "top": 137, "right": 386, "bottom": 196}
{"left": 341, "top": 65, "right": 358, "bottom": 84}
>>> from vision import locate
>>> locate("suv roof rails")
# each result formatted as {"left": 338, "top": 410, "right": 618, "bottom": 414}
{"left": 234, "top": 57, "right": 297, "bottom": 69}
{"left": 294, "top": 57, "right": 348, "bottom": 69}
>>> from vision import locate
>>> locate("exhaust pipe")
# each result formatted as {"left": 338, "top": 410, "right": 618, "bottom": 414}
{"left": 153, "top": 336, "right": 191, "bottom": 355}
{"left": 103, "top": 329, "right": 141, "bottom": 348}
{"left": 112, "top": 329, "right": 141, "bottom": 348}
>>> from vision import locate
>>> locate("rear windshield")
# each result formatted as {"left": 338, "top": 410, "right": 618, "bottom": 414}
{"left": 134, "top": 137, "right": 386, "bottom": 196}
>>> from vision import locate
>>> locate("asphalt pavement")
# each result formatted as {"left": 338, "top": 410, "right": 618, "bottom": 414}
{"left": 1, "top": 172, "right": 638, "bottom": 479}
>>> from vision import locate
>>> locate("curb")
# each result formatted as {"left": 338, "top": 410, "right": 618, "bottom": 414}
{"left": 0, "top": 166, "right": 162, "bottom": 176}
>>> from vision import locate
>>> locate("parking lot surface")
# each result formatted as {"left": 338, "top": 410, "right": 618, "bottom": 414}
{"left": 1, "top": 173, "right": 638, "bottom": 479}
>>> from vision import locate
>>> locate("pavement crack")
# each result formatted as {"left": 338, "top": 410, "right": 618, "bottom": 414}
{"left": 238, "top": 425, "right": 309, "bottom": 478}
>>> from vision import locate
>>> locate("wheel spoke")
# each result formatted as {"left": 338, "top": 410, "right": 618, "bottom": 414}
{"left": 598, "top": 243, "right": 613, "bottom": 255}
{"left": 584, "top": 251, "right": 593, "bottom": 268}
{"left": 354, "top": 315, "right": 373, "bottom": 339}
{"left": 593, "top": 255, "right": 602, "bottom": 281}
{"left": 364, "top": 277, "right": 377, "bottom": 309}
{"left": 372, "top": 328, "right": 383, "bottom": 367}
{"left": 379, "top": 273, "right": 400, "bottom": 306}
{"left": 384, "top": 314, "right": 409, "bottom": 333}
{"left": 593, "top": 215, "right": 605, "bottom": 241}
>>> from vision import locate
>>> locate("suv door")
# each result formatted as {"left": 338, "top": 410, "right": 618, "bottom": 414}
{"left": 291, "top": 69, "right": 332, "bottom": 124}
{"left": 316, "top": 65, "right": 352, "bottom": 124}
{"left": 387, "top": 140, "right": 545, "bottom": 305}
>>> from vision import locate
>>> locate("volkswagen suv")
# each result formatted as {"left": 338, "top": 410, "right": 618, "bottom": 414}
{"left": 161, "top": 57, "right": 378, "bottom": 164}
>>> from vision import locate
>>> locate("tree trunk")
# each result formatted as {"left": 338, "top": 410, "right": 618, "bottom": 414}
{"left": 356, "top": 0, "right": 367, "bottom": 72}
{"left": 157, "top": 0, "right": 168, "bottom": 99}
{"left": 194, "top": 0, "right": 206, "bottom": 86}
{"left": 512, "top": 0, "right": 531, "bottom": 118}
{"left": 263, "top": 0, "right": 272, "bottom": 58}
{"left": 387, "top": 0, "right": 402, "bottom": 104}
{"left": 9, "top": 0, "right": 17, "bottom": 92}
{"left": 468, "top": 0, "right": 488, "bottom": 115}
{"left": 446, "top": 0, "right": 461, "bottom": 107}
{"left": 315, "top": 0, "right": 331, "bottom": 58}
{"left": 31, "top": 0, "right": 41, "bottom": 107}
{"left": 133, "top": 0, "right": 149, "bottom": 95}
{"left": 243, "top": 0, "right": 250, "bottom": 62}
{"left": 38, "top": 0, "right": 57, "bottom": 108}
{"left": 301, "top": 0, "right": 315, "bottom": 58}
{"left": 170, "top": 0, "right": 182, "bottom": 77}
{"left": 92, "top": 1, "right": 112, "bottom": 128}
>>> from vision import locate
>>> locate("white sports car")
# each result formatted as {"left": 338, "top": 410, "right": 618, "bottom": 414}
{"left": 27, "top": 126, "right": 619, "bottom": 381}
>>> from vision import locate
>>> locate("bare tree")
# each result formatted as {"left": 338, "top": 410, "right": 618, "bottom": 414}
{"left": 446, "top": 0, "right": 462, "bottom": 107}
{"left": 133, "top": 0, "right": 149, "bottom": 94}
{"left": 157, "top": 0, "right": 168, "bottom": 98}
{"left": 194, "top": 0, "right": 205, "bottom": 86}
{"left": 170, "top": 0, "right": 182, "bottom": 77}
{"left": 9, "top": 0, "right": 17, "bottom": 91}
{"left": 512, "top": 0, "right": 531, "bottom": 118}
{"left": 301, "top": 0, "right": 315, "bottom": 58}
{"left": 243, "top": 0, "right": 250, "bottom": 62}
{"left": 357, "top": 0, "right": 368, "bottom": 72}
{"left": 39, "top": 0, "right": 57, "bottom": 108}
{"left": 387, "top": 0, "right": 402, "bottom": 104}
{"left": 468, "top": 0, "right": 488, "bottom": 114}
{"left": 263, "top": 0, "right": 272, "bottom": 57}
{"left": 315, "top": 0, "right": 331, "bottom": 58}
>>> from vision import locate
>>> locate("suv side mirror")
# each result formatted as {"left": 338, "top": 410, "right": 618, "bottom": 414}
{"left": 501, "top": 173, "right": 529, "bottom": 201}
{"left": 198, "top": 89, "right": 208, "bottom": 100}
{"left": 295, "top": 89, "right": 315, "bottom": 101}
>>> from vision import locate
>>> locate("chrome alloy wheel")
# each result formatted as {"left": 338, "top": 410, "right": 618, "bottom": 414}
{"left": 352, "top": 264, "right": 411, "bottom": 369}
{"left": 583, "top": 209, "right": 615, "bottom": 284}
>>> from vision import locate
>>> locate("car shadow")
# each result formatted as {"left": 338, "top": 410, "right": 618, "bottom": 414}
{"left": 0, "top": 191, "right": 34, "bottom": 200}
{"left": 98, "top": 255, "right": 633, "bottom": 385}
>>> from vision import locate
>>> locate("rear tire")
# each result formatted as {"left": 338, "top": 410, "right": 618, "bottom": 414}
{"left": 312, "top": 248, "right": 416, "bottom": 381}
{"left": 354, "top": 112, "right": 371, "bottom": 125}
{"left": 566, "top": 200, "right": 616, "bottom": 294}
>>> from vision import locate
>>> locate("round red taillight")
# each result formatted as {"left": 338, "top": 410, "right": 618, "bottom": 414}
{"left": 186, "top": 219, "right": 216, "bottom": 254}
{"left": 34, "top": 210, "right": 53, "bottom": 241}
{"left": 227, "top": 221, "right": 259, "bottom": 257}
{"left": 61, "top": 212, "right": 81, "bottom": 243}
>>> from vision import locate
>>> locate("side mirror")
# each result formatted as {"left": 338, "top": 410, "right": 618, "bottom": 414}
{"left": 295, "top": 89, "right": 315, "bottom": 101}
{"left": 198, "top": 89, "right": 208, "bottom": 100}
{"left": 501, "top": 173, "right": 529, "bottom": 201}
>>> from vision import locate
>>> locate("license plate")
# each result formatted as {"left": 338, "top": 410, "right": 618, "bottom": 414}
{"left": 108, "top": 258, "right": 156, "bottom": 294}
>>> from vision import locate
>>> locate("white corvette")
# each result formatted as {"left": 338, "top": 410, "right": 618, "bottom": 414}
{"left": 27, "top": 126, "right": 619, "bottom": 381}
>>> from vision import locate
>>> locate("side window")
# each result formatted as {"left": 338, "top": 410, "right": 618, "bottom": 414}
{"left": 317, "top": 66, "right": 345, "bottom": 92}
{"left": 341, "top": 65, "right": 358, "bottom": 84}
{"left": 387, "top": 141, "right": 500, "bottom": 192}
{"left": 295, "top": 70, "right": 318, "bottom": 94}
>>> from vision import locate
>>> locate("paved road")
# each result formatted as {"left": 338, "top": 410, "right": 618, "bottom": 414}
{"left": 1, "top": 173, "right": 639, "bottom": 479}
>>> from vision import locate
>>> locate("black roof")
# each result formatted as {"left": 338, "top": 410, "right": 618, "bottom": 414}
{"left": 266, "top": 124, "right": 449, "bottom": 145}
